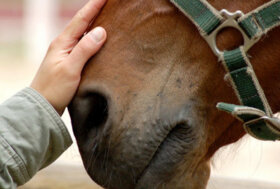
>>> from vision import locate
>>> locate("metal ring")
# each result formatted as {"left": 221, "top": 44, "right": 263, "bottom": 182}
{"left": 203, "top": 9, "right": 260, "bottom": 60}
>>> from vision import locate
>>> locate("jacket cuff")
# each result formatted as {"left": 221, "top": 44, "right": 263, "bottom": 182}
{"left": 21, "top": 87, "right": 73, "bottom": 147}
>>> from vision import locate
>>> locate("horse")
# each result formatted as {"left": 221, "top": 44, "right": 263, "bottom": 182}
{"left": 68, "top": 0, "right": 280, "bottom": 188}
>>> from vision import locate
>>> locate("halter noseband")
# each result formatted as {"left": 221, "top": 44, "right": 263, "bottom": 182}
{"left": 170, "top": 0, "right": 280, "bottom": 141}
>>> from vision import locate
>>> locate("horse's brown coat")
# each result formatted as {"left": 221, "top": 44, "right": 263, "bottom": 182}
{"left": 69, "top": 0, "right": 280, "bottom": 188}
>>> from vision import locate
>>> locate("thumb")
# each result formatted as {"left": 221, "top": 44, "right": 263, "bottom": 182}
{"left": 65, "top": 27, "right": 107, "bottom": 72}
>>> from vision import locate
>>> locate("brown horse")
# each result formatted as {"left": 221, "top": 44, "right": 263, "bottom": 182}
{"left": 69, "top": 0, "right": 280, "bottom": 188}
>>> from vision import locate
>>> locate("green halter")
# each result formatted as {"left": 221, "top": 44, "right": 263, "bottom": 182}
{"left": 170, "top": 0, "right": 280, "bottom": 141}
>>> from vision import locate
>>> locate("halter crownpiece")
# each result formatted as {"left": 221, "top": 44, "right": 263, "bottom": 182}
{"left": 170, "top": 0, "right": 280, "bottom": 141}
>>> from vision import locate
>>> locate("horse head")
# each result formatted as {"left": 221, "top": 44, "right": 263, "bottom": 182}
{"left": 69, "top": 0, "right": 280, "bottom": 188}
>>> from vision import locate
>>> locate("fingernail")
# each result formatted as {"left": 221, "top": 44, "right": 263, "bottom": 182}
{"left": 90, "top": 27, "right": 105, "bottom": 43}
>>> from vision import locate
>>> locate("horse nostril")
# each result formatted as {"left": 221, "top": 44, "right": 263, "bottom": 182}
{"left": 69, "top": 92, "right": 109, "bottom": 138}
{"left": 84, "top": 92, "right": 109, "bottom": 129}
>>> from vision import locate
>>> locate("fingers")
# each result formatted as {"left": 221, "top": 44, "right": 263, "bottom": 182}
{"left": 54, "top": 0, "right": 107, "bottom": 50}
{"left": 65, "top": 27, "right": 107, "bottom": 72}
{"left": 64, "top": 0, "right": 107, "bottom": 40}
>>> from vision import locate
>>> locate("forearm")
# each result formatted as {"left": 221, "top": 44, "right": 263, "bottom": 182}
{"left": 0, "top": 88, "right": 72, "bottom": 188}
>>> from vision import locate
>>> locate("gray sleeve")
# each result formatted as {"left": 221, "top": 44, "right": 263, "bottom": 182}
{"left": 0, "top": 87, "right": 73, "bottom": 189}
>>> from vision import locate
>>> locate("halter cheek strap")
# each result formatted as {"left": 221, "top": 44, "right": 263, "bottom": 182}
{"left": 170, "top": 0, "right": 280, "bottom": 141}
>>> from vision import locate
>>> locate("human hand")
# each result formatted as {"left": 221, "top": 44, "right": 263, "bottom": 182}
{"left": 31, "top": 0, "right": 107, "bottom": 115}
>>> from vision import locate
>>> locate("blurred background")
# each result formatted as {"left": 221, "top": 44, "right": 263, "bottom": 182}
{"left": 1, "top": 0, "right": 280, "bottom": 188}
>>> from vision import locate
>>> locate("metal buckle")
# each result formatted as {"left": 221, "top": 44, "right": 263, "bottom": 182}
{"left": 244, "top": 116, "right": 280, "bottom": 135}
{"left": 203, "top": 9, "right": 261, "bottom": 60}
{"left": 244, "top": 116, "right": 268, "bottom": 127}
